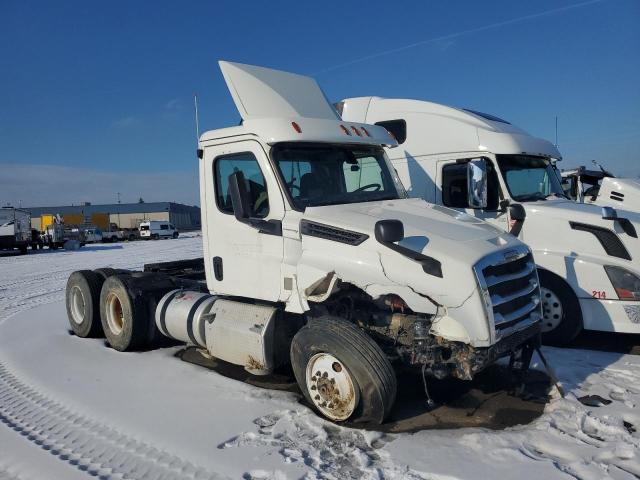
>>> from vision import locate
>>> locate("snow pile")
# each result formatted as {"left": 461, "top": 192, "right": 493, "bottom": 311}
{"left": 0, "top": 234, "right": 639, "bottom": 479}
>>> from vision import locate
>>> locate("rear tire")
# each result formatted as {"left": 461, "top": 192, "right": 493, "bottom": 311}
{"left": 66, "top": 270, "right": 104, "bottom": 337}
{"left": 539, "top": 269, "right": 583, "bottom": 345}
{"left": 94, "top": 268, "right": 129, "bottom": 281}
{"left": 100, "top": 275, "right": 149, "bottom": 351}
{"left": 290, "top": 316, "right": 396, "bottom": 424}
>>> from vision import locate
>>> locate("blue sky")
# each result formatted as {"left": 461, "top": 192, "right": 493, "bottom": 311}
{"left": 1, "top": 0, "right": 638, "bottom": 206}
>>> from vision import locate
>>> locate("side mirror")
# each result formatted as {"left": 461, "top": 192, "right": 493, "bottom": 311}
{"left": 228, "top": 171, "right": 251, "bottom": 221}
{"left": 602, "top": 206, "right": 618, "bottom": 220}
{"left": 509, "top": 203, "right": 526, "bottom": 221}
{"left": 467, "top": 159, "right": 488, "bottom": 209}
{"left": 375, "top": 219, "right": 404, "bottom": 244}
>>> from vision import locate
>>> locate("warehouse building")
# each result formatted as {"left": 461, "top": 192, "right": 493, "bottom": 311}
{"left": 27, "top": 202, "right": 201, "bottom": 231}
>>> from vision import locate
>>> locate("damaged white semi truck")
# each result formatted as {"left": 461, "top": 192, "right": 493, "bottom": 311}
{"left": 65, "top": 62, "right": 543, "bottom": 423}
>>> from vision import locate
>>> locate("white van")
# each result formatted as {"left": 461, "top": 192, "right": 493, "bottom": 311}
{"left": 139, "top": 221, "right": 178, "bottom": 239}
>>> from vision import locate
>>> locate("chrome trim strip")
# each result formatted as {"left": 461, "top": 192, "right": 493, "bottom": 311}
{"left": 491, "top": 279, "right": 538, "bottom": 307}
{"left": 493, "top": 296, "right": 540, "bottom": 325}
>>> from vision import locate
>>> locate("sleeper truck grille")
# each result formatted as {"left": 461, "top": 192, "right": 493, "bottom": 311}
{"left": 474, "top": 247, "right": 541, "bottom": 341}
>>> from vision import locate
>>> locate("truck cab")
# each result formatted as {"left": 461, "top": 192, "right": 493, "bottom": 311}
{"left": 66, "top": 63, "right": 544, "bottom": 424}
{"left": 340, "top": 96, "right": 640, "bottom": 343}
{"left": 561, "top": 166, "right": 640, "bottom": 213}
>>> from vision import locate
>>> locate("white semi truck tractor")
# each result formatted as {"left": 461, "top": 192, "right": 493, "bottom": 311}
{"left": 561, "top": 165, "right": 640, "bottom": 213}
{"left": 65, "top": 62, "right": 544, "bottom": 424}
{"left": 339, "top": 97, "right": 640, "bottom": 344}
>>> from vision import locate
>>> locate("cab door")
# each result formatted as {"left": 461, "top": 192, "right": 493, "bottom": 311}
{"left": 435, "top": 156, "right": 509, "bottom": 231}
{"left": 202, "top": 139, "right": 285, "bottom": 301}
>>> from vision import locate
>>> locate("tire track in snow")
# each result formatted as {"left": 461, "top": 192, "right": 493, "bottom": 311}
{"left": 0, "top": 362, "right": 223, "bottom": 480}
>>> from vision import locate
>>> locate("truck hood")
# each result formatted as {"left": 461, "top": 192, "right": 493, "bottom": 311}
{"left": 599, "top": 177, "right": 640, "bottom": 213}
{"left": 303, "top": 198, "right": 519, "bottom": 265}
{"left": 521, "top": 198, "right": 640, "bottom": 261}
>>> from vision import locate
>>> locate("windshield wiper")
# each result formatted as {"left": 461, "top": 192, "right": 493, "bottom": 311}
{"left": 515, "top": 192, "right": 547, "bottom": 202}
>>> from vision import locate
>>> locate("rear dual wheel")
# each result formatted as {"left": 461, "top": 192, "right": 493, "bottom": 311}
{"left": 66, "top": 271, "right": 104, "bottom": 337}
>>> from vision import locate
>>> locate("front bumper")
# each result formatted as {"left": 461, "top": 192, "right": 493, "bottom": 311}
{"left": 415, "top": 322, "right": 541, "bottom": 380}
{"left": 581, "top": 298, "right": 640, "bottom": 334}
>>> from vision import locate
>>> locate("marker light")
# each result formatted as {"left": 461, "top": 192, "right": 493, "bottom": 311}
{"left": 361, "top": 126, "right": 371, "bottom": 137}
{"left": 604, "top": 266, "right": 640, "bottom": 300}
{"left": 340, "top": 125, "right": 351, "bottom": 135}
{"left": 291, "top": 121, "right": 302, "bottom": 133}
{"left": 350, "top": 126, "right": 362, "bottom": 136}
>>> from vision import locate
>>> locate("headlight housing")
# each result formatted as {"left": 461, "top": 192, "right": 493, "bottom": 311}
{"left": 604, "top": 266, "right": 640, "bottom": 300}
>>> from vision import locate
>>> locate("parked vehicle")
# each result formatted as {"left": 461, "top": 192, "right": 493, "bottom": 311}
{"left": 139, "top": 221, "right": 178, "bottom": 239}
{"left": 39, "top": 214, "right": 85, "bottom": 249}
{"left": 83, "top": 227, "right": 103, "bottom": 243}
{"left": 0, "top": 208, "right": 32, "bottom": 254}
{"left": 66, "top": 62, "right": 543, "bottom": 424}
{"left": 102, "top": 223, "right": 125, "bottom": 242}
{"left": 561, "top": 165, "right": 640, "bottom": 212}
{"left": 340, "top": 96, "right": 640, "bottom": 343}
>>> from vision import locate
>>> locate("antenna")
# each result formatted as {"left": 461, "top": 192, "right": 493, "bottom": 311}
{"left": 194, "top": 94, "right": 200, "bottom": 146}
{"left": 555, "top": 116, "right": 558, "bottom": 148}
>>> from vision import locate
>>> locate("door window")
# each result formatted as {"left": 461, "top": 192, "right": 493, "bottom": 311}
{"left": 441, "top": 159, "right": 500, "bottom": 210}
{"left": 215, "top": 152, "right": 269, "bottom": 218}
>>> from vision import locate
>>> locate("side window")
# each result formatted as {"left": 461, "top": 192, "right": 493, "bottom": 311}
{"left": 215, "top": 152, "right": 269, "bottom": 218}
{"left": 375, "top": 120, "right": 407, "bottom": 144}
{"left": 441, "top": 159, "right": 500, "bottom": 210}
{"left": 160, "top": 224, "right": 168, "bottom": 230}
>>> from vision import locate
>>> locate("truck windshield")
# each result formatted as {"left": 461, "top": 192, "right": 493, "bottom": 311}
{"left": 496, "top": 155, "right": 566, "bottom": 202}
{"left": 272, "top": 144, "right": 406, "bottom": 209}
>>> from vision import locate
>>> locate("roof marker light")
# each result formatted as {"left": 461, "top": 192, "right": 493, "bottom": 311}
{"left": 291, "top": 121, "right": 302, "bottom": 133}
{"left": 361, "top": 126, "right": 371, "bottom": 137}
{"left": 340, "top": 125, "right": 351, "bottom": 135}
{"left": 350, "top": 126, "right": 361, "bottom": 136}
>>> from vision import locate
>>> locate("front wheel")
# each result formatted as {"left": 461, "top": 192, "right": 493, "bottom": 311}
{"left": 539, "top": 269, "right": 583, "bottom": 345}
{"left": 290, "top": 316, "right": 396, "bottom": 424}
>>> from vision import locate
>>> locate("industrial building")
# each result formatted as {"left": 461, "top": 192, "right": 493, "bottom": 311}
{"left": 27, "top": 202, "right": 201, "bottom": 231}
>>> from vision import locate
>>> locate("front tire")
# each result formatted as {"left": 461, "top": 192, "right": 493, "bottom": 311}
{"left": 66, "top": 270, "right": 104, "bottom": 337}
{"left": 539, "top": 269, "right": 583, "bottom": 345}
{"left": 290, "top": 316, "right": 396, "bottom": 424}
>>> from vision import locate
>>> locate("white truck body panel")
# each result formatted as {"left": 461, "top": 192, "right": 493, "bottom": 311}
{"left": 0, "top": 208, "right": 31, "bottom": 249}
{"left": 591, "top": 177, "right": 640, "bottom": 212}
{"left": 341, "top": 96, "right": 640, "bottom": 334}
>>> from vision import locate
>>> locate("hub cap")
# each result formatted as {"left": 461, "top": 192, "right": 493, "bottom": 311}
{"left": 105, "top": 292, "right": 124, "bottom": 335}
{"left": 541, "top": 287, "right": 563, "bottom": 332}
{"left": 305, "top": 353, "right": 358, "bottom": 421}
{"left": 70, "top": 286, "right": 85, "bottom": 325}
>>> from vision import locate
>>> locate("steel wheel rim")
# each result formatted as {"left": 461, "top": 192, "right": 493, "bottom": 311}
{"left": 305, "top": 353, "right": 358, "bottom": 421}
{"left": 70, "top": 286, "right": 85, "bottom": 325}
{"left": 541, "top": 287, "right": 563, "bottom": 332}
{"left": 106, "top": 292, "right": 124, "bottom": 335}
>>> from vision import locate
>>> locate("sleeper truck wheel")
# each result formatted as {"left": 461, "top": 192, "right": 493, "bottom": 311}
{"left": 65, "top": 270, "right": 104, "bottom": 338}
{"left": 538, "top": 269, "right": 583, "bottom": 345}
{"left": 94, "top": 268, "right": 129, "bottom": 281}
{"left": 290, "top": 316, "right": 397, "bottom": 424}
{"left": 100, "top": 275, "right": 150, "bottom": 351}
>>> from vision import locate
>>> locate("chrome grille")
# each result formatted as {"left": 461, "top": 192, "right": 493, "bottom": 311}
{"left": 474, "top": 247, "right": 541, "bottom": 341}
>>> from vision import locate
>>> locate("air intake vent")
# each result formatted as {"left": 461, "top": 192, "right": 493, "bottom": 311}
{"left": 610, "top": 191, "right": 624, "bottom": 202}
{"left": 300, "top": 220, "right": 369, "bottom": 246}
{"left": 570, "top": 222, "right": 631, "bottom": 260}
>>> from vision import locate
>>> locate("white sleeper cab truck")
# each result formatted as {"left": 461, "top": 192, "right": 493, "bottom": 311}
{"left": 340, "top": 96, "right": 640, "bottom": 344}
{"left": 65, "top": 62, "right": 543, "bottom": 424}
{"left": 0, "top": 207, "right": 32, "bottom": 254}
{"left": 139, "top": 220, "right": 178, "bottom": 239}
{"left": 561, "top": 166, "right": 640, "bottom": 213}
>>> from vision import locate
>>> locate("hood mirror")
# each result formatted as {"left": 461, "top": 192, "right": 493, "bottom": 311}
{"left": 467, "top": 159, "right": 488, "bottom": 209}
{"left": 375, "top": 219, "right": 404, "bottom": 244}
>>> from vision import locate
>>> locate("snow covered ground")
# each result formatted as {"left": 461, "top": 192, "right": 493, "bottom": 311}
{"left": 0, "top": 232, "right": 639, "bottom": 479}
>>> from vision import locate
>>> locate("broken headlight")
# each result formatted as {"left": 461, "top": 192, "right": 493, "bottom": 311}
{"left": 604, "top": 266, "right": 640, "bottom": 300}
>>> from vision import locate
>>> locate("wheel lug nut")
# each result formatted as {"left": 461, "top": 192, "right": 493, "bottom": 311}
{"left": 315, "top": 371, "right": 321, "bottom": 377}
{"left": 322, "top": 372, "right": 328, "bottom": 378}
{"left": 330, "top": 378, "right": 335, "bottom": 384}
{"left": 314, "top": 395, "right": 320, "bottom": 400}
{"left": 311, "top": 385, "right": 316, "bottom": 390}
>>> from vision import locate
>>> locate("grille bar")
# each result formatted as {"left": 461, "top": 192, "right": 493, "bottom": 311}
{"left": 491, "top": 279, "right": 538, "bottom": 307}
{"left": 484, "top": 261, "right": 535, "bottom": 288}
